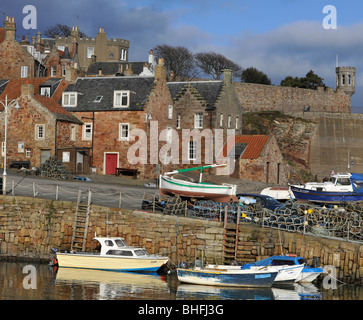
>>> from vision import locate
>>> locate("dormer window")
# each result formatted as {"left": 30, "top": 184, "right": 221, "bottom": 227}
{"left": 114, "top": 90, "right": 130, "bottom": 107}
{"left": 62, "top": 92, "right": 77, "bottom": 107}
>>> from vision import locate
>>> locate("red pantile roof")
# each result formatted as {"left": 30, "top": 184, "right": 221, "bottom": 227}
{"left": 0, "top": 77, "right": 79, "bottom": 123}
{"left": 222, "top": 135, "right": 269, "bottom": 159}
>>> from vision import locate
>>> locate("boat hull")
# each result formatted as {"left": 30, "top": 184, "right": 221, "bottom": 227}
{"left": 290, "top": 186, "right": 363, "bottom": 203}
{"left": 160, "top": 175, "right": 237, "bottom": 202}
{"left": 56, "top": 252, "right": 168, "bottom": 272}
{"left": 206, "top": 264, "right": 303, "bottom": 283}
{"left": 177, "top": 268, "right": 278, "bottom": 288}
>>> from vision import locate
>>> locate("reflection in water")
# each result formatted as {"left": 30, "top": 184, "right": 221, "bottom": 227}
{"left": 0, "top": 262, "right": 362, "bottom": 300}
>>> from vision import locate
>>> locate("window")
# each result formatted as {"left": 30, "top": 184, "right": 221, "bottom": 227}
{"left": 235, "top": 116, "right": 239, "bottom": 130}
{"left": 120, "top": 49, "right": 127, "bottom": 61}
{"left": 228, "top": 115, "right": 231, "bottom": 128}
{"left": 62, "top": 152, "right": 70, "bottom": 163}
{"left": 168, "top": 105, "right": 173, "bottom": 119}
{"left": 36, "top": 124, "right": 45, "bottom": 140}
{"left": 188, "top": 140, "right": 197, "bottom": 160}
{"left": 176, "top": 113, "right": 181, "bottom": 129}
{"left": 119, "top": 123, "right": 130, "bottom": 141}
{"left": 220, "top": 113, "right": 224, "bottom": 127}
{"left": 114, "top": 91, "right": 130, "bottom": 107}
{"left": 194, "top": 113, "right": 203, "bottom": 129}
{"left": 26, "top": 148, "right": 32, "bottom": 158}
{"left": 87, "top": 47, "right": 95, "bottom": 59}
{"left": 348, "top": 75, "right": 352, "bottom": 85}
{"left": 94, "top": 95, "right": 103, "bottom": 103}
{"left": 51, "top": 66, "right": 57, "bottom": 77}
{"left": 40, "top": 87, "right": 51, "bottom": 97}
{"left": 21, "top": 66, "right": 28, "bottom": 78}
{"left": 62, "top": 92, "right": 77, "bottom": 107}
{"left": 82, "top": 123, "right": 93, "bottom": 141}
{"left": 62, "top": 65, "right": 66, "bottom": 76}
{"left": 18, "top": 142, "right": 24, "bottom": 153}
{"left": 70, "top": 125, "right": 76, "bottom": 141}
{"left": 342, "top": 74, "right": 345, "bottom": 85}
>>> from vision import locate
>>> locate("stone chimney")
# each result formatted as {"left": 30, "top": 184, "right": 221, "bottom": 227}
{"left": 21, "top": 84, "right": 34, "bottom": 97}
{"left": 223, "top": 69, "right": 233, "bottom": 86}
{"left": 154, "top": 58, "right": 166, "bottom": 81}
{"left": 4, "top": 16, "right": 16, "bottom": 41}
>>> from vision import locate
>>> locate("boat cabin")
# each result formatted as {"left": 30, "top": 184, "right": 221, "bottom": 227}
{"left": 94, "top": 237, "right": 150, "bottom": 257}
{"left": 329, "top": 174, "right": 352, "bottom": 187}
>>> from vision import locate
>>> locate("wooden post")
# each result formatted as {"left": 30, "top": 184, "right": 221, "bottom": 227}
{"left": 119, "top": 191, "right": 122, "bottom": 208}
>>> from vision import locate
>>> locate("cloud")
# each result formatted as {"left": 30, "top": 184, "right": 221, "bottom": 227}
{"left": 226, "top": 20, "right": 363, "bottom": 105}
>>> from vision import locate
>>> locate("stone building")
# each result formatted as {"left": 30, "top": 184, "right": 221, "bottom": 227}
{"left": 61, "top": 60, "right": 174, "bottom": 178}
{"left": 0, "top": 79, "right": 83, "bottom": 169}
{"left": 0, "top": 16, "right": 46, "bottom": 79}
{"left": 222, "top": 135, "right": 286, "bottom": 185}
{"left": 54, "top": 26, "right": 129, "bottom": 71}
{"left": 167, "top": 69, "right": 243, "bottom": 173}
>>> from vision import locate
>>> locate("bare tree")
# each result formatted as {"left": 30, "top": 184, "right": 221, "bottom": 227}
{"left": 194, "top": 52, "right": 242, "bottom": 80}
{"left": 153, "top": 44, "right": 196, "bottom": 80}
{"left": 43, "top": 24, "right": 88, "bottom": 38}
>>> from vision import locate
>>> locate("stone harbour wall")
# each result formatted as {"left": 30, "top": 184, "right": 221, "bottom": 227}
{"left": 233, "top": 82, "right": 351, "bottom": 114}
{"left": 0, "top": 196, "right": 362, "bottom": 283}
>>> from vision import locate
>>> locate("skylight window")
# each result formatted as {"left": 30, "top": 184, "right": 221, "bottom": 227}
{"left": 94, "top": 95, "right": 103, "bottom": 103}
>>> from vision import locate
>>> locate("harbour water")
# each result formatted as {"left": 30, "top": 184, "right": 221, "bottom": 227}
{"left": 0, "top": 262, "right": 362, "bottom": 300}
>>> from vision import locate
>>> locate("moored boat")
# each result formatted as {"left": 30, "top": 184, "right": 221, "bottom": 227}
{"left": 159, "top": 164, "right": 237, "bottom": 202}
{"left": 54, "top": 237, "right": 168, "bottom": 273}
{"left": 207, "top": 263, "right": 304, "bottom": 283}
{"left": 176, "top": 267, "right": 279, "bottom": 288}
{"left": 240, "top": 255, "right": 325, "bottom": 283}
{"left": 290, "top": 172, "right": 363, "bottom": 203}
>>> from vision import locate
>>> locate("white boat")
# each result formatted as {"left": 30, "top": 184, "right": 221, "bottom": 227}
{"left": 54, "top": 237, "right": 169, "bottom": 273}
{"left": 177, "top": 267, "right": 279, "bottom": 288}
{"left": 159, "top": 164, "right": 237, "bottom": 202}
{"left": 261, "top": 186, "right": 294, "bottom": 201}
{"left": 206, "top": 264, "right": 304, "bottom": 283}
{"left": 292, "top": 172, "right": 355, "bottom": 193}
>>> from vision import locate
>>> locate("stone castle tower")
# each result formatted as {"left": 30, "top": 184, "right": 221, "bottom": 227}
{"left": 336, "top": 66, "right": 356, "bottom": 97}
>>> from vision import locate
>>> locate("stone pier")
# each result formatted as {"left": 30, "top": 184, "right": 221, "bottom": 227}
{"left": 0, "top": 196, "right": 362, "bottom": 283}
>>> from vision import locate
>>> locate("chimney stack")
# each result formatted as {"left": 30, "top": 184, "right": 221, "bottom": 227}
{"left": 223, "top": 69, "right": 233, "bottom": 86}
{"left": 154, "top": 58, "right": 166, "bottom": 81}
{"left": 4, "top": 16, "right": 16, "bottom": 41}
{"left": 21, "top": 84, "right": 34, "bottom": 97}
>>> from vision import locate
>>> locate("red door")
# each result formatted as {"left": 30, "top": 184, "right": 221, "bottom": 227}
{"left": 105, "top": 154, "right": 118, "bottom": 175}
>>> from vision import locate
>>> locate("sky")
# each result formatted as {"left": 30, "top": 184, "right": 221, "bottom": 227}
{"left": 2, "top": 0, "right": 363, "bottom": 106}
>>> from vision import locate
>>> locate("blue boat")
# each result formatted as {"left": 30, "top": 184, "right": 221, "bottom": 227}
{"left": 177, "top": 267, "right": 278, "bottom": 288}
{"left": 241, "top": 255, "right": 325, "bottom": 283}
{"left": 291, "top": 172, "right": 363, "bottom": 203}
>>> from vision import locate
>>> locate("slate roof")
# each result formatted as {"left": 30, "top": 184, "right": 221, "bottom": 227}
{"left": 167, "top": 81, "right": 224, "bottom": 110}
{"left": 86, "top": 62, "right": 146, "bottom": 76}
{"left": 222, "top": 135, "right": 270, "bottom": 159}
{"left": 62, "top": 76, "right": 155, "bottom": 112}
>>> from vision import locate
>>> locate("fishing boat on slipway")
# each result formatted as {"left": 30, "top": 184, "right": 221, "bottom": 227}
{"left": 290, "top": 172, "right": 363, "bottom": 203}
{"left": 54, "top": 237, "right": 168, "bottom": 273}
{"left": 159, "top": 164, "right": 237, "bottom": 202}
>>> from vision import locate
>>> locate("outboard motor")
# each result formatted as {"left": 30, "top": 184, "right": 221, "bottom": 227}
{"left": 312, "top": 257, "right": 321, "bottom": 268}
{"left": 49, "top": 247, "right": 59, "bottom": 267}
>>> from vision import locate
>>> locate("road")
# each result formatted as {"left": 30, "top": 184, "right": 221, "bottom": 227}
{"left": 3, "top": 171, "right": 159, "bottom": 211}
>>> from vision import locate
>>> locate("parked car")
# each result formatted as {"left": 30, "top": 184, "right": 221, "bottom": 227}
{"left": 236, "top": 193, "right": 283, "bottom": 211}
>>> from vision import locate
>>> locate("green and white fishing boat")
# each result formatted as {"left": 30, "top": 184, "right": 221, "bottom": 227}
{"left": 159, "top": 164, "right": 237, "bottom": 202}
